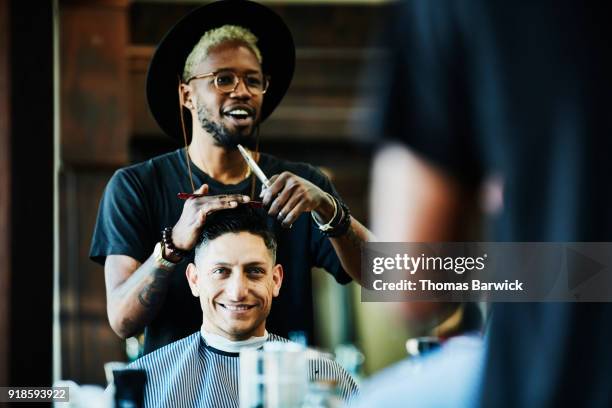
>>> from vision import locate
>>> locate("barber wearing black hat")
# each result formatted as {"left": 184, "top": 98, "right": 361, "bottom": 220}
{"left": 90, "top": 0, "right": 370, "bottom": 354}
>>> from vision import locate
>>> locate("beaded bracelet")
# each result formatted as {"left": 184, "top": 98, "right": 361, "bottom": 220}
{"left": 161, "top": 227, "right": 186, "bottom": 261}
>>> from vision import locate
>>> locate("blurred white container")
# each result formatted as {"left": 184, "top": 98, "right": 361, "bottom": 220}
{"left": 52, "top": 380, "right": 112, "bottom": 408}
{"left": 240, "top": 342, "right": 308, "bottom": 408}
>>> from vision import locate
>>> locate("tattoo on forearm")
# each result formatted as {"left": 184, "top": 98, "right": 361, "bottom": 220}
{"left": 138, "top": 270, "right": 170, "bottom": 309}
{"left": 344, "top": 225, "right": 364, "bottom": 249}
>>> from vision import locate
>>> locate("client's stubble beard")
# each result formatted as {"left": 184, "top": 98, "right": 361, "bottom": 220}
{"left": 197, "top": 104, "right": 257, "bottom": 150}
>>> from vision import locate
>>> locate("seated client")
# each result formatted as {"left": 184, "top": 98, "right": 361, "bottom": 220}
{"left": 128, "top": 206, "right": 358, "bottom": 406}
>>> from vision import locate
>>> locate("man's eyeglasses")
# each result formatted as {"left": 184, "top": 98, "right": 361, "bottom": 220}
{"left": 186, "top": 70, "right": 270, "bottom": 95}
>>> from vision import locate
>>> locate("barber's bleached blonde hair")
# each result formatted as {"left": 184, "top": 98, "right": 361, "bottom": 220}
{"left": 183, "top": 24, "right": 263, "bottom": 81}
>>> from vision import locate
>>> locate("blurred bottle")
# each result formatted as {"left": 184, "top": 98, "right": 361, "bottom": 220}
{"left": 303, "top": 380, "right": 343, "bottom": 408}
{"left": 334, "top": 344, "right": 365, "bottom": 385}
{"left": 52, "top": 380, "right": 111, "bottom": 408}
{"left": 405, "top": 337, "right": 441, "bottom": 357}
{"left": 288, "top": 330, "right": 308, "bottom": 346}
{"left": 125, "top": 336, "right": 143, "bottom": 362}
{"left": 240, "top": 342, "right": 308, "bottom": 408}
{"left": 112, "top": 369, "right": 146, "bottom": 408}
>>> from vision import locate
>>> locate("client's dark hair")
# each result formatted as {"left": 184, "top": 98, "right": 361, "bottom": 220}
{"left": 194, "top": 206, "right": 277, "bottom": 262}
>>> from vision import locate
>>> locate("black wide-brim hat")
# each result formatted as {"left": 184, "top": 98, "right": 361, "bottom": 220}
{"left": 146, "top": 0, "right": 295, "bottom": 140}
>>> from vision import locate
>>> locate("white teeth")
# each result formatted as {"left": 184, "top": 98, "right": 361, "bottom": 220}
{"left": 228, "top": 109, "right": 249, "bottom": 116}
{"left": 223, "top": 304, "right": 251, "bottom": 311}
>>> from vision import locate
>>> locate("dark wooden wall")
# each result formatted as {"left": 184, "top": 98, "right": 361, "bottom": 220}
{"left": 60, "top": 0, "right": 386, "bottom": 384}
{"left": 59, "top": 0, "right": 130, "bottom": 385}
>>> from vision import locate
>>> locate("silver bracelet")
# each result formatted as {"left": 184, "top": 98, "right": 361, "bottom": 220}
{"left": 311, "top": 193, "right": 338, "bottom": 232}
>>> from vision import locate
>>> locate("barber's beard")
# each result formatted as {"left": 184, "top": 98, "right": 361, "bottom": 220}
{"left": 197, "top": 105, "right": 257, "bottom": 150}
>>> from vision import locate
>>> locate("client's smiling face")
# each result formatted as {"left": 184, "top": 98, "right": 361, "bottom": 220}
{"left": 186, "top": 232, "right": 282, "bottom": 341}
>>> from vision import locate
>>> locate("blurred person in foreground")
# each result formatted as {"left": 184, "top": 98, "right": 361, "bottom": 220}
{"left": 128, "top": 206, "right": 358, "bottom": 406}
{"left": 358, "top": 1, "right": 612, "bottom": 407}
{"left": 90, "top": 0, "right": 370, "bottom": 354}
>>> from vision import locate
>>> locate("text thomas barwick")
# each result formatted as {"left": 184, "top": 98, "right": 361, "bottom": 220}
{"left": 371, "top": 279, "right": 524, "bottom": 291}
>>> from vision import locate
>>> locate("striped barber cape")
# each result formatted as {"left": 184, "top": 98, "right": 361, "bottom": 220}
{"left": 128, "top": 332, "right": 359, "bottom": 407}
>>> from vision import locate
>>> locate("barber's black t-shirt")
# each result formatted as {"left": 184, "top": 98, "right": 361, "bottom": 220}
{"left": 90, "top": 149, "right": 350, "bottom": 354}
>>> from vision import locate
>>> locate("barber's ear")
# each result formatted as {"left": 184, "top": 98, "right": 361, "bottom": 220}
{"left": 180, "top": 83, "right": 195, "bottom": 111}
{"left": 186, "top": 263, "right": 200, "bottom": 297}
{"left": 272, "top": 264, "right": 283, "bottom": 298}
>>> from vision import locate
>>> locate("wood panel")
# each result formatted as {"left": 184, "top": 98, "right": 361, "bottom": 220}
{"left": 129, "top": 3, "right": 387, "bottom": 48}
{"left": 60, "top": 167, "right": 125, "bottom": 385}
{"left": 60, "top": 1, "right": 130, "bottom": 166}
{"left": 59, "top": 0, "right": 131, "bottom": 385}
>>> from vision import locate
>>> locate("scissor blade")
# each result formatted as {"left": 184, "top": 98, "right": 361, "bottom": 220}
{"left": 237, "top": 144, "right": 271, "bottom": 188}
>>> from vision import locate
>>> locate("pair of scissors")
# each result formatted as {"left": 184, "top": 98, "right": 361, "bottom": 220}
{"left": 176, "top": 144, "right": 270, "bottom": 204}
{"left": 237, "top": 144, "right": 271, "bottom": 188}
{"left": 176, "top": 191, "right": 264, "bottom": 209}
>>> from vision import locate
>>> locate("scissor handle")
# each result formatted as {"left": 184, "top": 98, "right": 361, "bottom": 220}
{"left": 177, "top": 192, "right": 205, "bottom": 200}
{"left": 177, "top": 192, "right": 264, "bottom": 209}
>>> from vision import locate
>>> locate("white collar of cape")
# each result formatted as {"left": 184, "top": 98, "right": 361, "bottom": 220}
{"left": 200, "top": 326, "right": 269, "bottom": 353}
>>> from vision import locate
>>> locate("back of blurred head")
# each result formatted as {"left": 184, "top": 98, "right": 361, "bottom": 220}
{"left": 368, "top": 1, "right": 612, "bottom": 406}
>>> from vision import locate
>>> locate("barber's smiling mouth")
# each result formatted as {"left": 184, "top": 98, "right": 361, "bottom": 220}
{"left": 222, "top": 106, "right": 255, "bottom": 126}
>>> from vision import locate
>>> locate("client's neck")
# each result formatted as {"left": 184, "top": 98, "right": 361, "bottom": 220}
{"left": 200, "top": 326, "right": 269, "bottom": 353}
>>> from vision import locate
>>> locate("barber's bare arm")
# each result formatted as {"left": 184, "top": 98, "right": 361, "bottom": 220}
{"left": 105, "top": 254, "right": 171, "bottom": 339}
{"left": 104, "top": 184, "right": 250, "bottom": 338}
{"left": 262, "top": 172, "right": 372, "bottom": 286}
{"left": 327, "top": 219, "right": 371, "bottom": 285}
